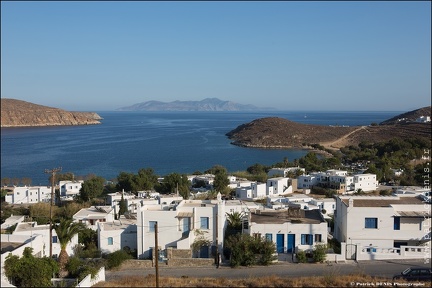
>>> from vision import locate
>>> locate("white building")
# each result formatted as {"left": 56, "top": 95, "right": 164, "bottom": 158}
{"left": 246, "top": 208, "right": 328, "bottom": 254}
{"left": 59, "top": 180, "right": 84, "bottom": 199}
{"left": 297, "top": 170, "right": 378, "bottom": 193}
{"left": 334, "top": 195, "right": 431, "bottom": 261}
{"left": 73, "top": 206, "right": 115, "bottom": 230}
{"left": 267, "top": 167, "right": 305, "bottom": 178}
{"left": 137, "top": 194, "right": 226, "bottom": 259}
{"left": 416, "top": 116, "right": 431, "bottom": 123}
{"left": 5, "top": 186, "right": 52, "bottom": 204}
{"left": 235, "top": 182, "right": 267, "bottom": 200}
{"left": 267, "top": 177, "right": 293, "bottom": 196}
{"left": 12, "top": 221, "right": 78, "bottom": 259}
{"left": 98, "top": 216, "right": 137, "bottom": 254}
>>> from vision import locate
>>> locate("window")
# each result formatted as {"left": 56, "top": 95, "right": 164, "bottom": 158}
{"left": 265, "top": 233, "right": 272, "bottom": 241}
{"left": 108, "top": 237, "right": 113, "bottom": 245}
{"left": 52, "top": 236, "right": 58, "bottom": 243}
{"left": 315, "top": 234, "right": 322, "bottom": 243}
{"left": 200, "top": 217, "right": 209, "bottom": 229}
{"left": 253, "top": 233, "right": 262, "bottom": 239}
{"left": 301, "top": 234, "right": 313, "bottom": 245}
{"left": 149, "top": 221, "right": 157, "bottom": 232}
{"left": 365, "top": 218, "right": 378, "bottom": 229}
{"left": 394, "top": 217, "right": 400, "bottom": 230}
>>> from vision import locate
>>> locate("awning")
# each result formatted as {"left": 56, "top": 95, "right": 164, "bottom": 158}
{"left": 175, "top": 212, "right": 193, "bottom": 218}
{"left": 394, "top": 211, "right": 431, "bottom": 218}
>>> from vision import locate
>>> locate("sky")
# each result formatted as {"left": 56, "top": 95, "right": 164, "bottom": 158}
{"left": 1, "top": 1, "right": 431, "bottom": 111}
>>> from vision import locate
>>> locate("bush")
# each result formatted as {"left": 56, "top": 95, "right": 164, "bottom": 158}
{"left": 104, "top": 249, "right": 132, "bottom": 270}
{"left": 312, "top": 244, "right": 327, "bottom": 263}
{"left": 296, "top": 250, "right": 307, "bottom": 263}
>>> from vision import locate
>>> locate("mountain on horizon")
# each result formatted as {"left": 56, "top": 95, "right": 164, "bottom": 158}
{"left": 117, "top": 98, "right": 273, "bottom": 111}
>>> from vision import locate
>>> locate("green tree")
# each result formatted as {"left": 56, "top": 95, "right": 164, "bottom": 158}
{"left": 79, "top": 176, "right": 105, "bottom": 202}
{"left": 4, "top": 247, "right": 59, "bottom": 287}
{"left": 213, "top": 166, "right": 230, "bottom": 194}
{"left": 118, "top": 193, "right": 127, "bottom": 219}
{"left": 158, "top": 173, "right": 190, "bottom": 198}
{"left": 224, "top": 234, "right": 276, "bottom": 267}
{"left": 54, "top": 218, "right": 85, "bottom": 277}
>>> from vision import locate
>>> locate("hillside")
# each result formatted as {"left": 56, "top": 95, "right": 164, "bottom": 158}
{"left": 1, "top": 99, "right": 102, "bottom": 128}
{"left": 117, "top": 98, "right": 272, "bottom": 111}
{"left": 380, "top": 106, "right": 431, "bottom": 125}
{"left": 226, "top": 109, "right": 431, "bottom": 150}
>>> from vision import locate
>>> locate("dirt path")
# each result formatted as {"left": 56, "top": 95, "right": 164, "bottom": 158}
{"left": 321, "top": 126, "right": 368, "bottom": 150}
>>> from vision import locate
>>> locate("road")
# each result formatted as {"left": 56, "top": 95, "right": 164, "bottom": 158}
{"left": 106, "top": 259, "right": 430, "bottom": 281}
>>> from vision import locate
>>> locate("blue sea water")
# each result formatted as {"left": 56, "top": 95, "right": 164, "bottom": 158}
{"left": 1, "top": 111, "right": 401, "bottom": 185}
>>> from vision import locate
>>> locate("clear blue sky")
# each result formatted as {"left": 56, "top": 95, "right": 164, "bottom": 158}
{"left": 1, "top": 1, "right": 431, "bottom": 111}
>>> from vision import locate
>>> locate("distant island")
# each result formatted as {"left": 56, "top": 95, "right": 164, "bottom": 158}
{"left": 1, "top": 99, "right": 102, "bottom": 128}
{"left": 117, "top": 98, "right": 273, "bottom": 111}
{"left": 226, "top": 106, "right": 431, "bottom": 150}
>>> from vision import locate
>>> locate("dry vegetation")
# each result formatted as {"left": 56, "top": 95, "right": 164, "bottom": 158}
{"left": 93, "top": 273, "right": 431, "bottom": 287}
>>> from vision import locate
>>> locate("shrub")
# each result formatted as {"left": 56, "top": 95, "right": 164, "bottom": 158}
{"left": 296, "top": 250, "right": 307, "bottom": 263}
{"left": 104, "top": 249, "right": 132, "bottom": 270}
{"left": 312, "top": 244, "right": 327, "bottom": 263}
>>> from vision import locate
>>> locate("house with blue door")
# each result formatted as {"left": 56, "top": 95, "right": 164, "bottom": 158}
{"left": 245, "top": 207, "right": 328, "bottom": 254}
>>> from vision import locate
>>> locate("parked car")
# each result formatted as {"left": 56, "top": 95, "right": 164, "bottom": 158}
{"left": 392, "top": 267, "right": 431, "bottom": 282}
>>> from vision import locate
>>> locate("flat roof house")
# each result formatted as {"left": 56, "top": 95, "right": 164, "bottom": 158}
{"left": 246, "top": 208, "right": 328, "bottom": 254}
{"left": 334, "top": 195, "right": 431, "bottom": 261}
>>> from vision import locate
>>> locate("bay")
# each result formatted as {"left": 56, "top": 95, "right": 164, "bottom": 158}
{"left": 1, "top": 110, "right": 400, "bottom": 185}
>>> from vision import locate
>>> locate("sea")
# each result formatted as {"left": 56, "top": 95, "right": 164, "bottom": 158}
{"left": 1, "top": 110, "right": 401, "bottom": 186}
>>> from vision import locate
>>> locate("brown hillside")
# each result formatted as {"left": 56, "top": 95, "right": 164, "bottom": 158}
{"left": 1, "top": 99, "right": 102, "bottom": 127}
{"left": 380, "top": 106, "right": 431, "bottom": 125}
{"left": 226, "top": 116, "right": 431, "bottom": 150}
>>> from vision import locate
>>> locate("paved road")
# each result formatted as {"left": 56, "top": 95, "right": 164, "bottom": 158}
{"left": 106, "top": 259, "right": 430, "bottom": 281}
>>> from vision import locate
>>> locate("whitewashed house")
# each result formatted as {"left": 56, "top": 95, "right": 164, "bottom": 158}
{"left": 73, "top": 206, "right": 115, "bottom": 230}
{"left": 98, "top": 216, "right": 137, "bottom": 254}
{"left": 351, "top": 174, "right": 378, "bottom": 192}
{"left": 135, "top": 194, "right": 263, "bottom": 260}
{"left": 5, "top": 186, "right": 52, "bottom": 204}
{"left": 297, "top": 170, "right": 378, "bottom": 193}
{"left": 0, "top": 215, "right": 25, "bottom": 231}
{"left": 267, "top": 177, "right": 293, "bottom": 196}
{"left": 12, "top": 221, "right": 78, "bottom": 259}
{"left": 106, "top": 191, "right": 136, "bottom": 206}
{"left": 235, "top": 182, "right": 266, "bottom": 200}
{"left": 334, "top": 195, "right": 431, "bottom": 261}
{"left": 268, "top": 167, "right": 305, "bottom": 178}
{"left": 416, "top": 116, "right": 431, "bottom": 123}
{"left": 59, "top": 180, "right": 84, "bottom": 200}
{"left": 246, "top": 208, "right": 328, "bottom": 254}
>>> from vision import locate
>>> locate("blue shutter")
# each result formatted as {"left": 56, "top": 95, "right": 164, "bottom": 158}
{"left": 308, "top": 234, "right": 313, "bottom": 245}
{"left": 301, "top": 234, "right": 306, "bottom": 245}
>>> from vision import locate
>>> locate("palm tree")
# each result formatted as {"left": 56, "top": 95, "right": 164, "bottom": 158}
{"left": 226, "top": 211, "right": 244, "bottom": 231}
{"left": 54, "top": 218, "right": 85, "bottom": 277}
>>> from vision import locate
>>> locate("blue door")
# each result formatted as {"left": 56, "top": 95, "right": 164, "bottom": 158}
{"left": 276, "top": 234, "right": 284, "bottom": 253}
{"left": 287, "top": 234, "right": 295, "bottom": 253}
{"left": 183, "top": 218, "right": 190, "bottom": 232}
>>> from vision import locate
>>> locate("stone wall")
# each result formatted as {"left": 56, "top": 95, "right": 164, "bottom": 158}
{"left": 166, "top": 247, "right": 191, "bottom": 259}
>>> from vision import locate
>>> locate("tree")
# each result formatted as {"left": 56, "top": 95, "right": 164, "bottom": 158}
{"left": 224, "top": 234, "right": 276, "bottom": 267}
{"left": 118, "top": 193, "right": 127, "bottom": 219}
{"left": 158, "top": 173, "right": 190, "bottom": 198}
{"left": 212, "top": 166, "right": 230, "bottom": 194}
{"left": 79, "top": 176, "right": 105, "bottom": 202}
{"left": 2, "top": 177, "right": 11, "bottom": 187}
{"left": 54, "top": 218, "right": 85, "bottom": 277}
{"left": 21, "top": 177, "right": 32, "bottom": 186}
{"left": 4, "top": 247, "right": 59, "bottom": 287}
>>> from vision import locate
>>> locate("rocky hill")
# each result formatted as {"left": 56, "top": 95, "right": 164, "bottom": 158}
{"left": 226, "top": 109, "right": 431, "bottom": 150}
{"left": 118, "top": 98, "right": 272, "bottom": 111}
{"left": 380, "top": 106, "right": 431, "bottom": 125}
{"left": 1, "top": 99, "right": 102, "bottom": 128}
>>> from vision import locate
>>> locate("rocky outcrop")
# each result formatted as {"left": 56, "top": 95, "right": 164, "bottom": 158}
{"left": 1, "top": 99, "right": 102, "bottom": 127}
{"left": 226, "top": 115, "right": 431, "bottom": 149}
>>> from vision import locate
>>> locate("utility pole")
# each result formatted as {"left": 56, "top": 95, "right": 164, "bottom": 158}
{"left": 154, "top": 222, "right": 159, "bottom": 288}
{"left": 45, "top": 167, "right": 62, "bottom": 258}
